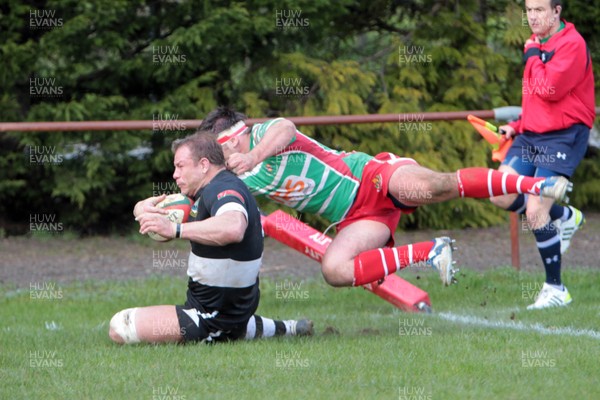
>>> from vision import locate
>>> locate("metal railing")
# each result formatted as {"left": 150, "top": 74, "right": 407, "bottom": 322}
{"left": 3, "top": 106, "right": 599, "bottom": 269}
{"left": 0, "top": 108, "right": 530, "bottom": 132}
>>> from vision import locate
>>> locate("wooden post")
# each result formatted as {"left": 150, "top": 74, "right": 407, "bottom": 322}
{"left": 510, "top": 212, "right": 520, "bottom": 270}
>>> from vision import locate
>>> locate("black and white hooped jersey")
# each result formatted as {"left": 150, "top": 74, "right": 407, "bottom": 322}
{"left": 187, "top": 169, "right": 263, "bottom": 318}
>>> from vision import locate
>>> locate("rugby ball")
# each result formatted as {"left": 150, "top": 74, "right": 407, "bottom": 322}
{"left": 148, "top": 193, "right": 194, "bottom": 241}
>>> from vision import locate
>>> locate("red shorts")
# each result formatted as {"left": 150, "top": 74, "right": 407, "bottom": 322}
{"left": 337, "top": 153, "right": 419, "bottom": 245}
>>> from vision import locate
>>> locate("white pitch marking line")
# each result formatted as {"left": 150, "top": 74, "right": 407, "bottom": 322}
{"left": 435, "top": 312, "right": 600, "bottom": 340}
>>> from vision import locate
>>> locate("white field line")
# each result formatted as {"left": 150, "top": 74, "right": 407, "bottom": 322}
{"left": 435, "top": 311, "right": 600, "bottom": 340}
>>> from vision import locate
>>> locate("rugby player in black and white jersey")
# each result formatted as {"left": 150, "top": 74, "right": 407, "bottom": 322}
{"left": 109, "top": 132, "right": 312, "bottom": 344}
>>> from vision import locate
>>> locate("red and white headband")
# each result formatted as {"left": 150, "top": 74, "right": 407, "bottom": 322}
{"left": 216, "top": 121, "right": 248, "bottom": 144}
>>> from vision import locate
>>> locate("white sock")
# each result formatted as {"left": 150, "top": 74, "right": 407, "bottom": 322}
{"left": 560, "top": 207, "right": 570, "bottom": 222}
{"left": 245, "top": 316, "right": 290, "bottom": 339}
{"left": 548, "top": 283, "right": 564, "bottom": 291}
{"left": 284, "top": 320, "right": 295, "bottom": 336}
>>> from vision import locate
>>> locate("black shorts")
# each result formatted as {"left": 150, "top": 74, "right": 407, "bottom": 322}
{"left": 502, "top": 124, "right": 589, "bottom": 178}
{"left": 175, "top": 291, "right": 254, "bottom": 344}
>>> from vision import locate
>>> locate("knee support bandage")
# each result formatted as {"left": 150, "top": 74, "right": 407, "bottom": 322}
{"left": 110, "top": 307, "right": 140, "bottom": 344}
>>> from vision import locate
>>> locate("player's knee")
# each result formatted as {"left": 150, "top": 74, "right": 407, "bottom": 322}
{"left": 320, "top": 259, "right": 344, "bottom": 287}
{"left": 109, "top": 307, "right": 141, "bottom": 345}
{"left": 320, "top": 261, "right": 336, "bottom": 285}
{"left": 109, "top": 327, "right": 124, "bottom": 344}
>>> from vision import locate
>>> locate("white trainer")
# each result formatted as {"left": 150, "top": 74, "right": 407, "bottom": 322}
{"left": 558, "top": 206, "right": 585, "bottom": 254}
{"left": 526, "top": 283, "right": 573, "bottom": 310}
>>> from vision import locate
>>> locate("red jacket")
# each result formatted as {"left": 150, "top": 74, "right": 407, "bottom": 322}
{"left": 510, "top": 20, "right": 595, "bottom": 134}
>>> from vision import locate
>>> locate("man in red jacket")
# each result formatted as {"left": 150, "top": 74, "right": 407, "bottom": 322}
{"left": 491, "top": 0, "right": 595, "bottom": 309}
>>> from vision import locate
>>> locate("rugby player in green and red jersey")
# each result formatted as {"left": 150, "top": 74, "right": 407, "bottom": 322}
{"left": 199, "top": 108, "right": 572, "bottom": 290}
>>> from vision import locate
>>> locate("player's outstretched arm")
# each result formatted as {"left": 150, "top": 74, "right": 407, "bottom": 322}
{"left": 228, "top": 118, "right": 297, "bottom": 174}
{"left": 252, "top": 118, "right": 297, "bottom": 162}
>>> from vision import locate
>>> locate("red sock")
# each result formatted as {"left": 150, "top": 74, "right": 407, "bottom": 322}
{"left": 456, "top": 167, "right": 545, "bottom": 198}
{"left": 353, "top": 241, "right": 434, "bottom": 286}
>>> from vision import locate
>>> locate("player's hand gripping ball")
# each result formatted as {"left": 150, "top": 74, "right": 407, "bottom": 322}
{"left": 148, "top": 194, "right": 193, "bottom": 241}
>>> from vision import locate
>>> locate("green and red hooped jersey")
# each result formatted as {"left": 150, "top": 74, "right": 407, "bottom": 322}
{"left": 240, "top": 118, "right": 373, "bottom": 223}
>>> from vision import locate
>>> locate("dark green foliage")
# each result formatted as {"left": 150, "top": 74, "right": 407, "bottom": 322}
{"left": 0, "top": 0, "right": 598, "bottom": 235}
{"left": 570, "top": 147, "right": 600, "bottom": 210}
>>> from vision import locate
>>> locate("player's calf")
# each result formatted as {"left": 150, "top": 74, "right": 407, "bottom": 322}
{"left": 352, "top": 238, "right": 457, "bottom": 286}
{"left": 456, "top": 168, "right": 572, "bottom": 202}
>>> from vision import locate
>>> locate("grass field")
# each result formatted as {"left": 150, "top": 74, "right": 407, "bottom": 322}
{"left": 2, "top": 267, "right": 599, "bottom": 400}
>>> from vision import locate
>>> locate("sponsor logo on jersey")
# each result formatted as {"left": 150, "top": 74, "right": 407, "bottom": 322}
{"left": 372, "top": 174, "right": 382, "bottom": 192}
{"left": 217, "top": 190, "right": 245, "bottom": 203}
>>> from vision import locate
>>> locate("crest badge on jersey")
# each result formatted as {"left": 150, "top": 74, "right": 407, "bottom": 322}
{"left": 372, "top": 174, "right": 382, "bottom": 192}
{"left": 190, "top": 199, "right": 200, "bottom": 218}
